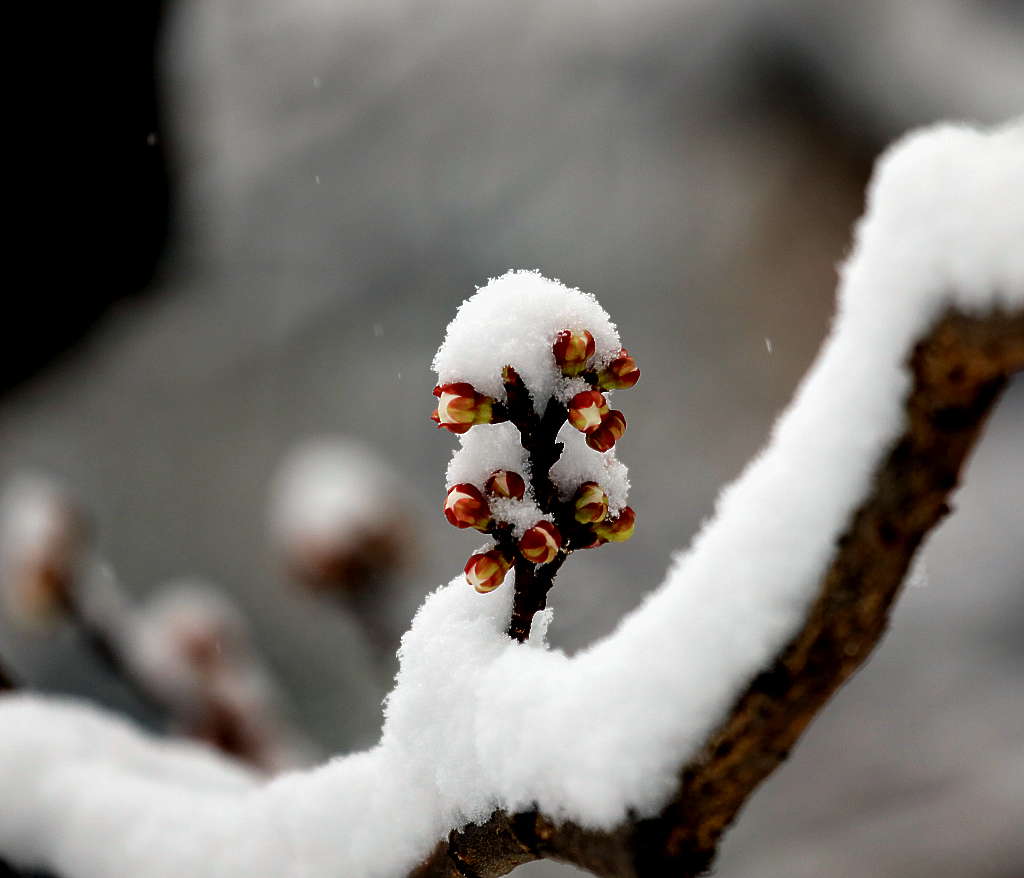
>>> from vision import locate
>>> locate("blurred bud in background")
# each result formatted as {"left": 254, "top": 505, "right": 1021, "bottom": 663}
{"left": 126, "top": 580, "right": 315, "bottom": 772}
{"left": 269, "top": 437, "right": 414, "bottom": 600}
{"left": 0, "top": 472, "right": 313, "bottom": 772}
{"left": 0, "top": 474, "right": 89, "bottom": 628}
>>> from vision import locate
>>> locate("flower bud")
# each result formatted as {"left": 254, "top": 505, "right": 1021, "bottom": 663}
{"left": 431, "top": 383, "right": 495, "bottom": 434}
{"left": 593, "top": 506, "right": 636, "bottom": 543}
{"left": 464, "top": 549, "right": 512, "bottom": 593}
{"left": 484, "top": 470, "right": 526, "bottom": 501}
{"left": 518, "top": 520, "right": 562, "bottom": 565}
{"left": 585, "top": 409, "right": 627, "bottom": 452}
{"left": 597, "top": 349, "right": 640, "bottom": 390}
{"left": 552, "top": 329, "right": 596, "bottom": 377}
{"left": 443, "top": 484, "right": 492, "bottom": 531}
{"left": 567, "top": 390, "right": 609, "bottom": 434}
{"left": 573, "top": 481, "right": 609, "bottom": 524}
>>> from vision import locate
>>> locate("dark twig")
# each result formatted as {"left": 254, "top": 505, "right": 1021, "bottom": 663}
{"left": 507, "top": 555, "right": 568, "bottom": 643}
{"left": 500, "top": 370, "right": 575, "bottom": 642}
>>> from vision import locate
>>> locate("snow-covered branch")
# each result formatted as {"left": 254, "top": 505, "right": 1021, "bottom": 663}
{"left": 415, "top": 306, "right": 1024, "bottom": 877}
{"left": 0, "top": 119, "right": 1021, "bottom": 878}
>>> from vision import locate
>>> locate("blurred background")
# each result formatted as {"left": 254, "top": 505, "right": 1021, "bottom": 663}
{"left": 3, "top": 0, "right": 1023, "bottom": 875}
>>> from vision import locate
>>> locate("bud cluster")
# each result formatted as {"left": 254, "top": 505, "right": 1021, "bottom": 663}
{"left": 443, "top": 469, "right": 566, "bottom": 592}
{"left": 431, "top": 322, "right": 638, "bottom": 599}
{"left": 555, "top": 332, "right": 638, "bottom": 454}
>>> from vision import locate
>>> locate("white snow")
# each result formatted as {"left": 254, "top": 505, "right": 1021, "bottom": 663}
{"left": 549, "top": 426, "right": 631, "bottom": 516}
{"left": 553, "top": 375, "right": 595, "bottom": 405}
{"left": 1, "top": 119, "right": 1022, "bottom": 877}
{"left": 432, "top": 270, "right": 622, "bottom": 409}
{"left": 445, "top": 422, "right": 532, "bottom": 493}
{"left": 487, "top": 498, "right": 550, "bottom": 539}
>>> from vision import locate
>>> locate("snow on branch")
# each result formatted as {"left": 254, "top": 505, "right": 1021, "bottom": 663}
{"left": 0, "top": 119, "right": 1022, "bottom": 878}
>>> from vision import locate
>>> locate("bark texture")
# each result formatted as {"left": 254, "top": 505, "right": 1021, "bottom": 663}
{"left": 411, "top": 306, "right": 1024, "bottom": 878}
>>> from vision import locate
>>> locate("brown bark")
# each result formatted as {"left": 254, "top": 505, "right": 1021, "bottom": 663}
{"left": 411, "top": 306, "right": 1024, "bottom": 878}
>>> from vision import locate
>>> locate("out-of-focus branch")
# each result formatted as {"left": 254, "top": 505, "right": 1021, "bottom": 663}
{"left": 412, "top": 305, "right": 1024, "bottom": 877}
{"left": 269, "top": 437, "right": 416, "bottom": 655}
{"left": 1, "top": 477, "right": 313, "bottom": 772}
{"left": 57, "top": 589, "right": 165, "bottom": 717}
{"left": 125, "top": 582, "right": 317, "bottom": 772}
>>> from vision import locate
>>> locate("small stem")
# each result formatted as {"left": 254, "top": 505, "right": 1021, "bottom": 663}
{"left": 508, "top": 554, "right": 567, "bottom": 643}
{"left": 501, "top": 370, "right": 574, "bottom": 641}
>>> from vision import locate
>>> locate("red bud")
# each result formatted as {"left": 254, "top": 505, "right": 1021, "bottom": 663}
{"left": 518, "top": 520, "right": 562, "bottom": 565}
{"left": 597, "top": 350, "right": 640, "bottom": 390}
{"left": 568, "top": 390, "right": 609, "bottom": 434}
{"left": 484, "top": 470, "right": 526, "bottom": 501}
{"left": 573, "top": 482, "right": 609, "bottom": 524}
{"left": 585, "top": 410, "right": 626, "bottom": 452}
{"left": 433, "top": 383, "right": 496, "bottom": 434}
{"left": 593, "top": 506, "right": 635, "bottom": 542}
{"left": 444, "top": 484, "right": 492, "bottom": 531}
{"left": 552, "top": 329, "right": 596, "bottom": 377}
{"left": 465, "top": 549, "right": 512, "bottom": 593}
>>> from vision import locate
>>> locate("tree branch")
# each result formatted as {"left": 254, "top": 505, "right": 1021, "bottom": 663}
{"left": 412, "top": 305, "right": 1024, "bottom": 877}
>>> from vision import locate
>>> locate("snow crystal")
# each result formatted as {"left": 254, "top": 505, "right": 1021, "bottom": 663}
{"left": 445, "top": 421, "right": 531, "bottom": 491}
{"left": 1, "top": 119, "right": 1022, "bottom": 878}
{"left": 487, "top": 497, "right": 549, "bottom": 539}
{"left": 548, "top": 425, "right": 631, "bottom": 515}
{"left": 432, "top": 270, "right": 622, "bottom": 409}
{"left": 553, "top": 375, "right": 594, "bottom": 405}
